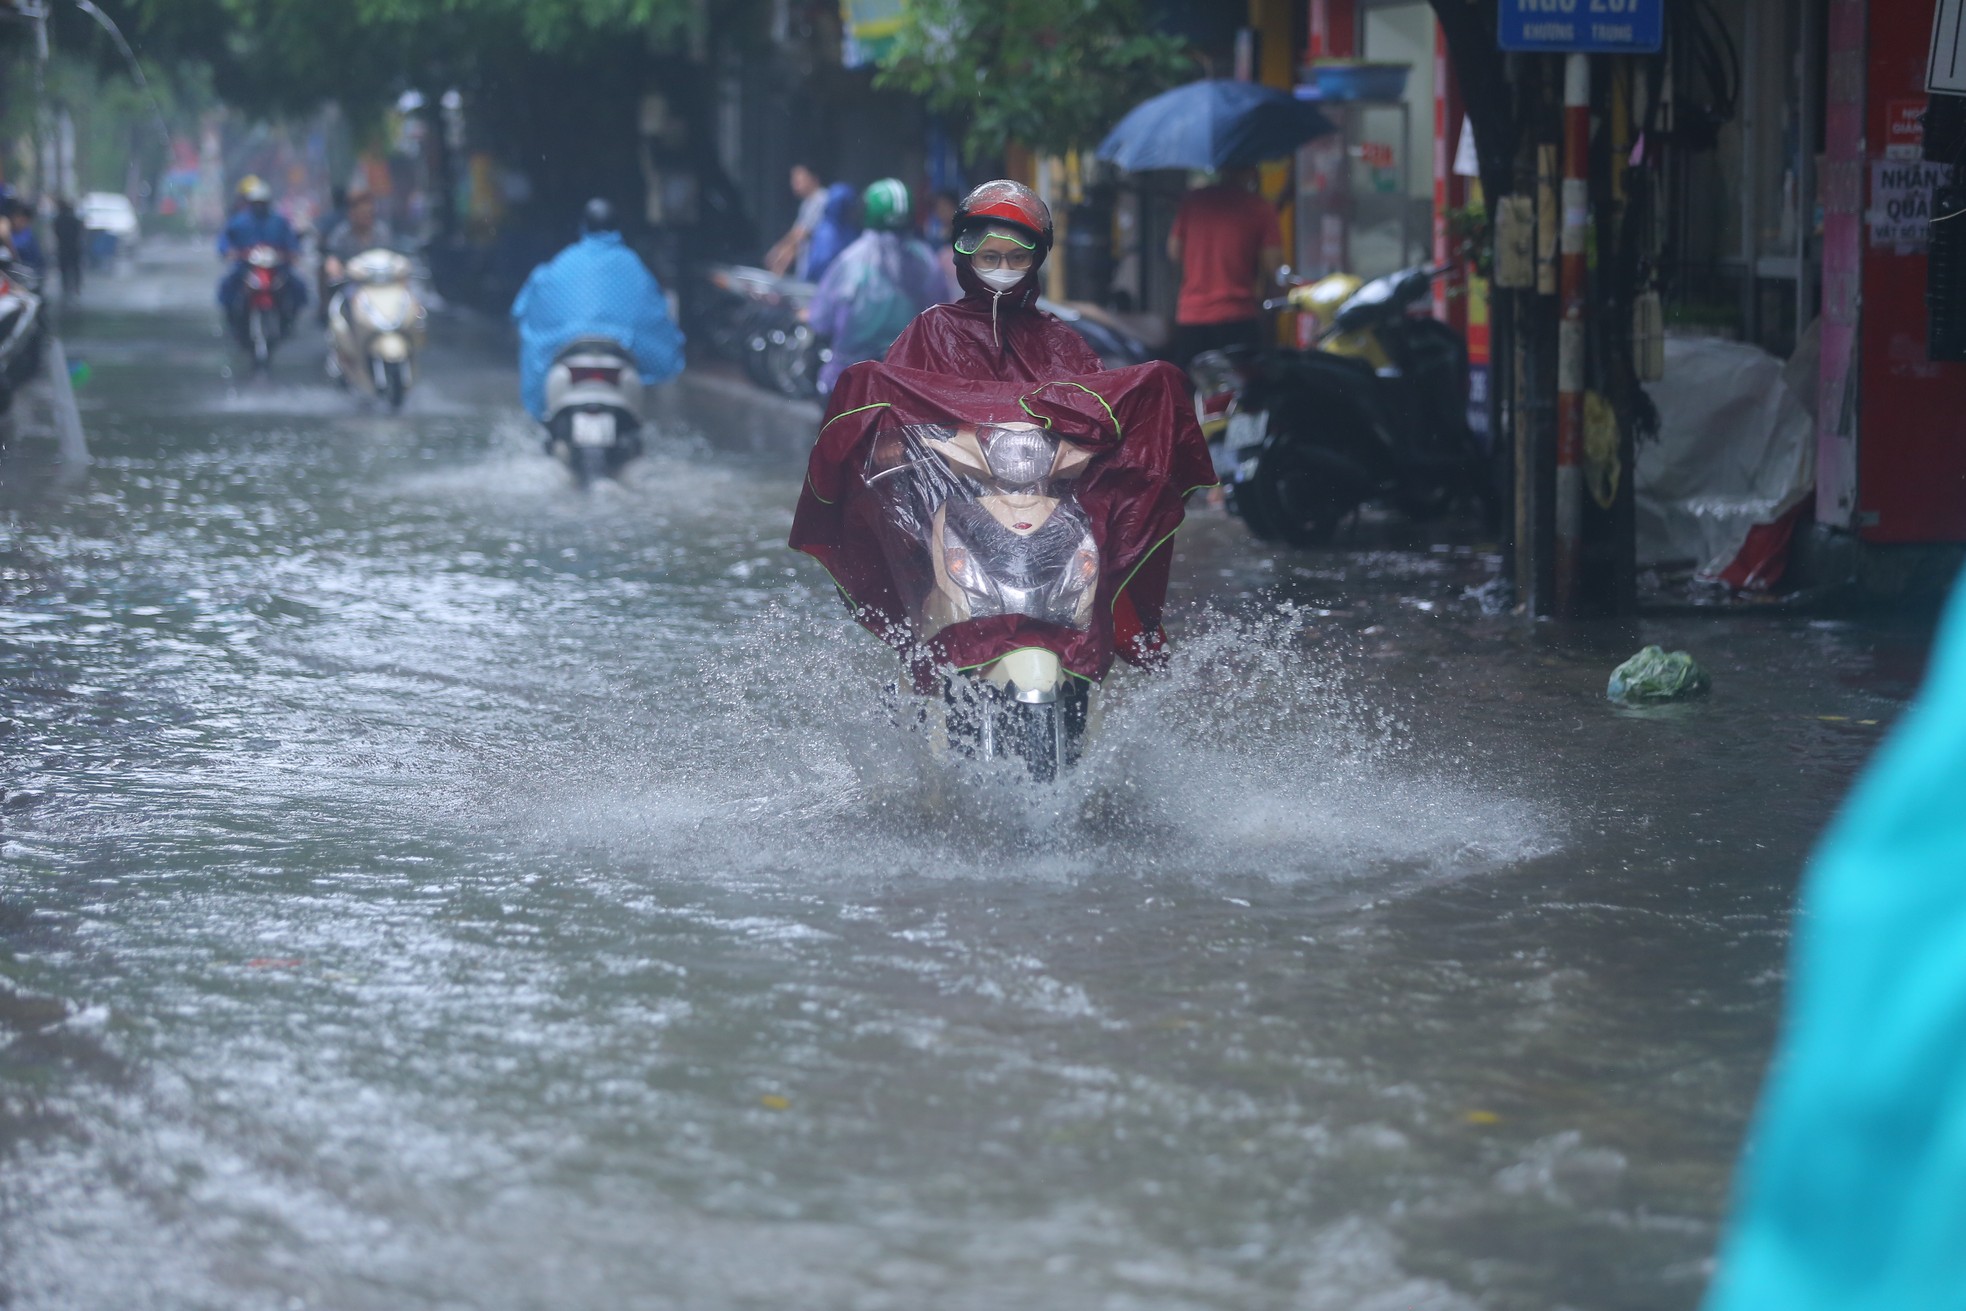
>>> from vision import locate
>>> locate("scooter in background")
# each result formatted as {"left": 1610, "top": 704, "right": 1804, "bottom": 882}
{"left": 1191, "top": 263, "right": 1488, "bottom": 546}
{"left": 231, "top": 245, "right": 299, "bottom": 372}
{"left": 326, "top": 249, "right": 427, "bottom": 411}
{"left": 541, "top": 337, "right": 645, "bottom": 482}
{"left": 695, "top": 263, "right": 829, "bottom": 401}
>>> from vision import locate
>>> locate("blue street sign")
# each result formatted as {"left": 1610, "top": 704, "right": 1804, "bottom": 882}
{"left": 1498, "top": 0, "right": 1664, "bottom": 54}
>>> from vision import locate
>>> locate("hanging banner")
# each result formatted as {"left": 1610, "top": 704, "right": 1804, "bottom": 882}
{"left": 841, "top": 0, "right": 906, "bottom": 69}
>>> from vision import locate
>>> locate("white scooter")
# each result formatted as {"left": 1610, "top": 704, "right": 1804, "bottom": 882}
{"left": 542, "top": 337, "right": 645, "bottom": 481}
{"left": 326, "top": 249, "right": 426, "bottom": 410}
{"left": 865, "top": 420, "right": 1099, "bottom": 780}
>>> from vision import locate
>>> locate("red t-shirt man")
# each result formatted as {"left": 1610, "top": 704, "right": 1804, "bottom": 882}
{"left": 1166, "top": 168, "right": 1283, "bottom": 368}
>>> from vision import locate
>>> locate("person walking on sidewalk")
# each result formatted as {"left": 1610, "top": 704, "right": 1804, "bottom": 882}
{"left": 1165, "top": 166, "right": 1283, "bottom": 370}
{"left": 53, "top": 199, "right": 84, "bottom": 298}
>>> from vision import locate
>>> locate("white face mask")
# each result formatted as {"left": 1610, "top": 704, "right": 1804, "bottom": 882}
{"left": 975, "top": 266, "right": 1027, "bottom": 293}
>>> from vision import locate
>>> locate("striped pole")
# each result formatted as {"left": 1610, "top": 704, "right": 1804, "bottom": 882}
{"left": 1555, "top": 54, "right": 1590, "bottom": 618}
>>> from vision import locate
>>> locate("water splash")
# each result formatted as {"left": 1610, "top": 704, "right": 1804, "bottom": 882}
{"left": 472, "top": 598, "right": 1555, "bottom": 893}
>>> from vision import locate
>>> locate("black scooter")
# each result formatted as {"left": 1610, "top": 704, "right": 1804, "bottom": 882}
{"left": 1191, "top": 264, "right": 1488, "bottom": 546}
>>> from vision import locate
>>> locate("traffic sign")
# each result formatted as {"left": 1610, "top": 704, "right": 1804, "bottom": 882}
{"left": 1498, "top": 0, "right": 1664, "bottom": 55}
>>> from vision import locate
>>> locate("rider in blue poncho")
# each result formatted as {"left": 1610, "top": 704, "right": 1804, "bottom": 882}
{"left": 1704, "top": 563, "right": 1966, "bottom": 1311}
{"left": 510, "top": 199, "right": 684, "bottom": 421}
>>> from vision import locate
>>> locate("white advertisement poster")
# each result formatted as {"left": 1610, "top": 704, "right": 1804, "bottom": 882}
{"left": 1868, "top": 160, "right": 1955, "bottom": 250}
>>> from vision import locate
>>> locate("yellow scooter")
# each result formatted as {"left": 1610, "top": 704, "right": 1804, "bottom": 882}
{"left": 1191, "top": 263, "right": 1486, "bottom": 546}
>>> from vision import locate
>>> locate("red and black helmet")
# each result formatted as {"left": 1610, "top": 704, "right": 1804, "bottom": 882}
{"left": 951, "top": 179, "right": 1054, "bottom": 259}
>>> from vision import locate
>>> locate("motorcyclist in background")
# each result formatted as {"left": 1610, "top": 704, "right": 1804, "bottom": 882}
{"left": 320, "top": 186, "right": 396, "bottom": 300}
{"left": 805, "top": 178, "right": 948, "bottom": 396}
{"left": 217, "top": 176, "right": 306, "bottom": 330}
{"left": 510, "top": 198, "right": 684, "bottom": 427}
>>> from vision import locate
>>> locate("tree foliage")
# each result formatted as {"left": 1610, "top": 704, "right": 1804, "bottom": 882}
{"left": 96, "top": 0, "right": 702, "bottom": 119}
{"left": 874, "top": 0, "right": 1194, "bottom": 161}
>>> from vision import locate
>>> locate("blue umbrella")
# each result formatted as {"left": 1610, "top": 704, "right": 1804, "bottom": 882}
{"left": 1096, "top": 79, "right": 1337, "bottom": 173}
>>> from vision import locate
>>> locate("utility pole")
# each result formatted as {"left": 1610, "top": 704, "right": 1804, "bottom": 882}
{"left": 23, "top": 1, "right": 52, "bottom": 199}
{"left": 1554, "top": 53, "right": 1589, "bottom": 618}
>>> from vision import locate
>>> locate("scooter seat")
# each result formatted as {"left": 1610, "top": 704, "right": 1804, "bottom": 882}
{"left": 556, "top": 336, "right": 633, "bottom": 363}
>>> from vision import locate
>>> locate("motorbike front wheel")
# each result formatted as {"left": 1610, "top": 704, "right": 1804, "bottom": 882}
{"left": 248, "top": 309, "right": 273, "bottom": 371}
{"left": 575, "top": 443, "right": 611, "bottom": 484}
{"left": 1000, "top": 684, "right": 1090, "bottom": 783}
{"left": 382, "top": 360, "right": 407, "bottom": 411}
{"left": 1250, "top": 441, "right": 1357, "bottom": 547}
{"left": 1229, "top": 467, "right": 1287, "bottom": 542}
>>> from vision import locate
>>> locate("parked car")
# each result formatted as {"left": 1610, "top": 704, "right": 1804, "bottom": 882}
{"left": 79, "top": 191, "right": 140, "bottom": 267}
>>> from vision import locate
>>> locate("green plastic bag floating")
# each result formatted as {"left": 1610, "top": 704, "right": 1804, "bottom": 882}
{"left": 1607, "top": 645, "right": 1710, "bottom": 704}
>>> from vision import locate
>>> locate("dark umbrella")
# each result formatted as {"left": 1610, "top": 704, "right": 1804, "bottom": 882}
{"left": 1095, "top": 79, "right": 1337, "bottom": 173}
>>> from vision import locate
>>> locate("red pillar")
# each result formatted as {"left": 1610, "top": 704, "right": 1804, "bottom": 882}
{"left": 1555, "top": 55, "right": 1590, "bottom": 617}
{"left": 1431, "top": 23, "right": 1467, "bottom": 327}
{"left": 1308, "top": 0, "right": 1355, "bottom": 59}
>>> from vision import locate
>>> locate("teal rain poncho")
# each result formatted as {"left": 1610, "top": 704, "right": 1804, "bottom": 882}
{"left": 511, "top": 231, "right": 684, "bottom": 420}
{"left": 1705, "top": 567, "right": 1966, "bottom": 1311}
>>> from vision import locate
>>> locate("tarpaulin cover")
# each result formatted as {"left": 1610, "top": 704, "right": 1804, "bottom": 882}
{"left": 1637, "top": 334, "right": 1815, "bottom": 589}
{"left": 790, "top": 359, "right": 1215, "bottom": 684}
{"left": 1704, "top": 564, "right": 1966, "bottom": 1311}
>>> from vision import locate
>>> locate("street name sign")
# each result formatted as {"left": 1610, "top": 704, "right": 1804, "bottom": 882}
{"left": 1498, "top": 0, "right": 1664, "bottom": 55}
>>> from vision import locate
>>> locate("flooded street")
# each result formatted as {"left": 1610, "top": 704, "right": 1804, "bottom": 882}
{"left": 0, "top": 244, "right": 1930, "bottom": 1309}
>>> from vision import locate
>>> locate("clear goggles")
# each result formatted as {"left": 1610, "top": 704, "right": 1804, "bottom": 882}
{"left": 954, "top": 224, "right": 1038, "bottom": 257}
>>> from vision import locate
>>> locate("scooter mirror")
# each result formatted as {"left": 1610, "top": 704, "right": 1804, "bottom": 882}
{"left": 1274, "top": 264, "right": 1293, "bottom": 286}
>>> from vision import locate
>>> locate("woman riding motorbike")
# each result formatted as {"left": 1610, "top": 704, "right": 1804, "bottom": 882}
{"left": 789, "top": 181, "right": 1213, "bottom": 771}
{"left": 883, "top": 180, "right": 1102, "bottom": 383}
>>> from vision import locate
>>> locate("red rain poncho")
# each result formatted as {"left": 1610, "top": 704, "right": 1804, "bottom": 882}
{"left": 884, "top": 260, "right": 1103, "bottom": 382}
{"left": 789, "top": 355, "right": 1215, "bottom": 686}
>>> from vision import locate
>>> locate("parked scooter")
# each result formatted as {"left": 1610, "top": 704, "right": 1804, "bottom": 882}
{"left": 1191, "top": 263, "right": 1487, "bottom": 546}
{"left": 231, "top": 244, "right": 297, "bottom": 372}
{"left": 695, "top": 263, "right": 828, "bottom": 400}
{"left": 864, "top": 420, "right": 1100, "bottom": 780}
{"left": 541, "top": 337, "right": 645, "bottom": 481}
{"left": 0, "top": 258, "right": 46, "bottom": 418}
{"left": 326, "top": 249, "right": 427, "bottom": 410}
{"left": 1036, "top": 297, "right": 1156, "bottom": 369}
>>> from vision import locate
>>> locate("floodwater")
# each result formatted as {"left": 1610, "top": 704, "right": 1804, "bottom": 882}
{"left": 0, "top": 244, "right": 1930, "bottom": 1310}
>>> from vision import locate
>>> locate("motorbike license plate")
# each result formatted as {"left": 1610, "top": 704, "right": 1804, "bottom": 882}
{"left": 571, "top": 411, "right": 616, "bottom": 447}
{"left": 1225, "top": 409, "right": 1268, "bottom": 454}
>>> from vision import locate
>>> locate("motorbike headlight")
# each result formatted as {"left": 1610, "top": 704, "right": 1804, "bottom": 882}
{"left": 978, "top": 425, "right": 1056, "bottom": 490}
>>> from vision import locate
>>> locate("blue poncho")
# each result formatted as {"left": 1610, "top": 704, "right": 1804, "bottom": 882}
{"left": 510, "top": 232, "right": 684, "bottom": 420}
{"left": 1705, "top": 565, "right": 1966, "bottom": 1311}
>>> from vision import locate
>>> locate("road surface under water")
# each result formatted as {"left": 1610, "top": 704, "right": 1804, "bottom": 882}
{"left": 0, "top": 244, "right": 1931, "bottom": 1310}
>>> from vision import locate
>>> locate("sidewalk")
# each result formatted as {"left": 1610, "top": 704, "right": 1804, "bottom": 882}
{"left": 668, "top": 363, "right": 821, "bottom": 458}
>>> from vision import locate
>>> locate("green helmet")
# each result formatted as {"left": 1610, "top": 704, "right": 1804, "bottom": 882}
{"left": 861, "top": 177, "right": 913, "bottom": 232}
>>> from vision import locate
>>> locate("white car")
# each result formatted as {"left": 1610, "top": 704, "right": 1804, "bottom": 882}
{"left": 79, "top": 192, "right": 141, "bottom": 242}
